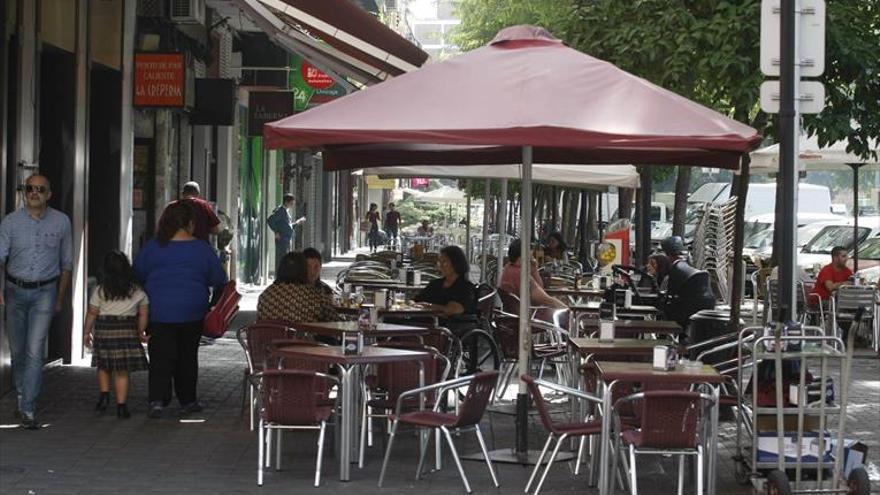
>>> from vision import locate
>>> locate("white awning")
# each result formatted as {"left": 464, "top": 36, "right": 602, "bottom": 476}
{"left": 365, "top": 164, "right": 641, "bottom": 189}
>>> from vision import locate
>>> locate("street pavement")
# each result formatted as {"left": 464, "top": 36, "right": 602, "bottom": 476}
{"left": 1, "top": 258, "right": 878, "bottom": 494}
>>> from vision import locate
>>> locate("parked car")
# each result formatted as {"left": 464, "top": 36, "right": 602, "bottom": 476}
{"left": 797, "top": 217, "right": 880, "bottom": 275}
{"left": 850, "top": 235, "right": 880, "bottom": 284}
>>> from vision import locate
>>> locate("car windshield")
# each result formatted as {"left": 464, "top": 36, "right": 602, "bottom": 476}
{"left": 858, "top": 239, "right": 880, "bottom": 259}
{"left": 797, "top": 223, "right": 830, "bottom": 247}
{"left": 745, "top": 228, "right": 774, "bottom": 249}
{"left": 802, "top": 226, "right": 870, "bottom": 254}
{"left": 743, "top": 221, "right": 772, "bottom": 241}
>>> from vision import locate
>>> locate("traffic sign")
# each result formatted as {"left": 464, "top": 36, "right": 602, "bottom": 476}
{"left": 760, "top": 0, "right": 826, "bottom": 77}
{"left": 760, "top": 80, "right": 825, "bottom": 114}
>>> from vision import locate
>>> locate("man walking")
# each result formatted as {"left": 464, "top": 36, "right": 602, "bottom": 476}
{"left": 0, "top": 174, "right": 73, "bottom": 429}
{"left": 268, "top": 194, "right": 304, "bottom": 269}
{"left": 384, "top": 202, "right": 401, "bottom": 249}
{"left": 179, "top": 181, "right": 220, "bottom": 242}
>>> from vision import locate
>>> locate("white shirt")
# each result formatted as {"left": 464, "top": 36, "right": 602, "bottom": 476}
{"left": 89, "top": 285, "right": 149, "bottom": 317}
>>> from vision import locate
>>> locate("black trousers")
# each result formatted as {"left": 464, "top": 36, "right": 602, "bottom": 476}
{"left": 147, "top": 321, "right": 202, "bottom": 406}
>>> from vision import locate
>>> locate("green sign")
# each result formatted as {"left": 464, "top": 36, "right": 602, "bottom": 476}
{"left": 288, "top": 53, "right": 348, "bottom": 111}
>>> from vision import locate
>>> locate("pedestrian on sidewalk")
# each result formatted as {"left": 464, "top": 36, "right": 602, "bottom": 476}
{"left": 83, "top": 251, "right": 149, "bottom": 419}
{"left": 268, "top": 193, "right": 305, "bottom": 270}
{"left": 366, "top": 203, "right": 381, "bottom": 253}
{"left": 134, "top": 201, "right": 227, "bottom": 419}
{"left": 0, "top": 173, "right": 73, "bottom": 429}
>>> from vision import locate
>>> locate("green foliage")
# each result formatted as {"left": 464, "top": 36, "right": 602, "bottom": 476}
{"left": 453, "top": 0, "right": 880, "bottom": 161}
{"left": 393, "top": 198, "right": 450, "bottom": 228}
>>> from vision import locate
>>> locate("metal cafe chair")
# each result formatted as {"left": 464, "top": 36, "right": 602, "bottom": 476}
{"left": 378, "top": 371, "right": 500, "bottom": 493}
{"left": 254, "top": 369, "right": 338, "bottom": 488}
{"left": 832, "top": 285, "right": 877, "bottom": 350}
{"left": 522, "top": 375, "right": 603, "bottom": 495}
{"left": 236, "top": 321, "right": 296, "bottom": 430}
{"left": 611, "top": 390, "right": 716, "bottom": 495}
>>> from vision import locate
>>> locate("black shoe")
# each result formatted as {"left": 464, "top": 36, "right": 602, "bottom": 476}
{"left": 147, "top": 403, "right": 164, "bottom": 419}
{"left": 21, "top": 412, "right": 38, "bottom": 430}
{"left": 95, "top": 392, "right": 110, "bottom": 413}
{"left": 180, "top": 402, "right": 203, "bottom": 416}
{"left": 117, "top": 403, "right": 131, "bottom": 419}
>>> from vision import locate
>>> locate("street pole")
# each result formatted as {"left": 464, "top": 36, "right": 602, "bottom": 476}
{"left": 480, "top": 179, "right": 491, "bottom": 283}
{"left": 777, "top": 0, "right": 800, "bottom": 321}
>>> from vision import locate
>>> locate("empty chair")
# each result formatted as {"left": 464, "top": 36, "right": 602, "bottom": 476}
{"left": 378, "top": 371, "right": 500, "bottom": 493}
{"left": 255, "top": 370, "right": 337, "bottom": 488}
{"left": 237, "top": 321, "right": 296, "bottom": 430}
{"left": 522, "top": 375, "right": 603, "bottom": 495}
{"left": 612, "top": 390, "right": 716, "bottom": 495}
{"left": 833, "top": 285, "right": 877, "bottom": 350}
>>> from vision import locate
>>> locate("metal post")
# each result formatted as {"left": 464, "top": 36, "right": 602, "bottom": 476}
{"left": 480, "top": 179, "right": 491, "bottom": 283}
{"left": 496, "top": 179, "right": 508, "bottom": 288}
{"left": 850, "top": 163, "right": 861, "bottom": 272}
{"left": 637, "top": 166, "right": 652, "bottom": 266}
{"left": 516, "top": 146, "right": 533, "bottom": 455}
{"left": 778, "top": 0, "right": 800, "bottom": 321}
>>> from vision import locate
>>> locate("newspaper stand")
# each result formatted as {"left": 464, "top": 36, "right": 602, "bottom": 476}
{"left": 734, "top": 311, "right": 871, "bottom": 494}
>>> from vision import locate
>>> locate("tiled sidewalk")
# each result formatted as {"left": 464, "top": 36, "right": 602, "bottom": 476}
{"left": 1, "top": 283, "right": 878, "bottom": 494}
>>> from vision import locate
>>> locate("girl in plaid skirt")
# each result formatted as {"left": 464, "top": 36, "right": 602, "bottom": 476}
{"left": 83, "top": 251, "right": 149, "bottom": 419}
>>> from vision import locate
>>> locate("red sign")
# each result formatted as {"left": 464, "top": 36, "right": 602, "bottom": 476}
{"left": 301, "top": 61, "right": 335, "bottom": 89}
{"left": 134, "top": 53, "right": 185, "bottom": 107}
{"left": 411, "top": 178, "right": 429, "bottom": 188}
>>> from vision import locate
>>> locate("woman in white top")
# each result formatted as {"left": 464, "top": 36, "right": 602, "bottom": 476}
{"left": 83, "top": 251, "right": 149, "bottom": 419}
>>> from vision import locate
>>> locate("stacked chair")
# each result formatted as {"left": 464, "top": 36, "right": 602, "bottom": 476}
{"left": 691, "top": 197, "right": 737, "bottom": 304}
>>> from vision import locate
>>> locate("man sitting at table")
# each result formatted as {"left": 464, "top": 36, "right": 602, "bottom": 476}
{"left": 499, "top": 239, "right": 567, "bottom": 309}
{"left": 416, "top": 219, "right": 434, "bottom": 237}
{"left": 661, "top": 236, "right": 715, "bottom": 330}
{"left": 810, "top": 245, "right": 852, "bottom": 303}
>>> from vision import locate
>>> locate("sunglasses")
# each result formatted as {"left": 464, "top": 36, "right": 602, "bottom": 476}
{"left": 25, "top": 184, "right": 48, "bottom": 194}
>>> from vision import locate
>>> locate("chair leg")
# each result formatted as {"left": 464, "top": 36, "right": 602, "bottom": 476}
{"left": 526, "top": 434, "right": 555, "bottom": 493}
{"left": 265, "top": 426, "right": 272, "bottom": 468}
{"left": 535, "top": 433, "right": 568, "bottom": 495}
{"left": 677, "top": 455, "right": 685, "bottom": 495}
{"left": 315, "top": 422, "right": 326, "bottom": 487}
{"left": 249, "top": 384, "right": 255, "bottom": 431}
{"left": 441, "top": 426, "right": 472, "bottom": 493}
{"left": 629, "top": 444, "right": 638, "bottom": 495}
{"left": 574, "top": 436, "right": 585, "bottom": 476}
{"left": 435, "top": 428, "right": 442, "bottom": 472}
{"left": 474, "top": 426, "right": 499, "bottom": 487}
{"left": 697, "top": 446, "right": 704, "bottom": 495}
{"left": 275, "top": 430, "right": 283, "bottom": 470}
{"left": 358, "top": 398, "right": 368, "bottom": 468}
{"left": 415, "top": 428, "right": 431, "bottom": 480}
{"left": 257, "top": 420, "right": 264, "bottom": 486}
{"left": 377, "top": 419, "right": 399, "bottom": 488}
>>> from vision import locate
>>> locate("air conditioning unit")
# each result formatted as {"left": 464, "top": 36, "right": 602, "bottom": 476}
{"left": 170, "top": 0, "right": 205, "bottom": 25}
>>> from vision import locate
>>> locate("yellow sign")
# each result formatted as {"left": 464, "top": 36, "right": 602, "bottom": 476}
{"left": 366, "top": 175, "right": 396, "bottom": 189}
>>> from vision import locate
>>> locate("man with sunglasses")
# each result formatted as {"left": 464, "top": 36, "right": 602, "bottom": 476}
{"left": 0, "top": 174, "right": 72, "bottom": 429}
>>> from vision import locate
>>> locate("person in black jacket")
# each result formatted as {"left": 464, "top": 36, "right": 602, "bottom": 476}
{"left": 661, "top": 236, "right": 715, "bottom": 331}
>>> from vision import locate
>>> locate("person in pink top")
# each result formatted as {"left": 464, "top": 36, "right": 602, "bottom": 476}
{"left": 499, "top": 239, "right": 567, "bottom": 309}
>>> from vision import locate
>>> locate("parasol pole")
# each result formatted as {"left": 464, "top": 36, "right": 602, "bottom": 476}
{"left": 465, "top": 180, "right": 473, "bottom": 267}
{"left": 496, "top": 179, "right": 509, "bottom": 288}
{"left": 516, "top": 146, "right": 533, "bottom": 455}
{"left": 481, "top": 179, "right": 491, "bottom": 283}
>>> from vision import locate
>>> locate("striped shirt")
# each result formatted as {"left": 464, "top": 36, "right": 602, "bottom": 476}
{"left": 0, "top": 207, "right": 73, "bottom": 282}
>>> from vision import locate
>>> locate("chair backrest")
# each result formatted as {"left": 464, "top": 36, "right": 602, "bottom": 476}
{"left": 452, "top": 370, "right": 499, "bottom": 428}
{"left": 476, "top": 283, "right": 497, "bottom": 325}
{"left": 259, "top": 369, "right": 330, "bottom": 425}
{"left": 373, "top": 343, "right": 450, "bottom": 402}
{"left": 497, "top": 288, "right": 520, "bottom": 314}
{"left": 618, "top": 390, "right": 712, "bottom": 449}
{"left": 492, "top": 313, "right": 520, "bottom": 360}
{"left": 836, "top": 285, "right": 876, "bottom": 315}
{"left": 237, "top": 322, "right": 296, "bottom": 373}
{"left": 270, "top": 339, "right": 332, "bottom": 374}
{"left": 522, "top": 375, "right": 557, "bottom": 433}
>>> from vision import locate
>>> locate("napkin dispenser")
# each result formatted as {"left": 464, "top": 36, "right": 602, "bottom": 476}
{"left": 598, "top": 321, "right": 615, "bottom": 342}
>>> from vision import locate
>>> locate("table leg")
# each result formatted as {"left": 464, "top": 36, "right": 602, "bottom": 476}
{"left": 598, "top": 380, "right": 615, "bottom": 495}
{"left": 339, "top": 364, "right": 354, "bottom": 481}
{"left": 708, "top": 385, "right": 720, "bottom": 495}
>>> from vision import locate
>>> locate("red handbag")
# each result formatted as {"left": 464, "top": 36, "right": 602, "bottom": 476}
{"left": 203, "top": 281, "right": 241, "bottom": 338}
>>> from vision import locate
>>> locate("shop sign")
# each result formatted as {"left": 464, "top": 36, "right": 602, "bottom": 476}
{"left": 134, "top": 53, "right": 185, "bottom": 107}
{"left": 366, "top": 175, "right": 396, "bottom": 190}
{"left": 411, "top": 178, "right": 429, "bottom": 188}
{"left": 301, "top": 61, "right": 335, "bottom": 89}
{"left": 248, "top": 91, "right": 294, "bottom": 137}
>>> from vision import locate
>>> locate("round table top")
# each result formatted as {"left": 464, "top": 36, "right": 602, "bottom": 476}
{"left": 272, "top": 343, "right": 430, "bottom": 365}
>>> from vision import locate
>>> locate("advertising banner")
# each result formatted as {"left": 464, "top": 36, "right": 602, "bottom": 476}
{"left": 288, "top": 54, "right": 348, "bottom": 111}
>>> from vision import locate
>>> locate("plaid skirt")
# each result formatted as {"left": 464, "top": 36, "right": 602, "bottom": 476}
{"left": 91, "top": 315, "right": 149, "bottom": 372}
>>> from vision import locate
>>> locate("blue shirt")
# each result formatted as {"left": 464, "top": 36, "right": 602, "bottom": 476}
{"left": 0, "top": 207, "right": 73, "bottom": 282}
{"left": 133, "top": 239, "right": 227, "bottom": 323}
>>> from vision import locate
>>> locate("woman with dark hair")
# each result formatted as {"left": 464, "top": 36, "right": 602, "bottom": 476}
{"left": 257, "top": 251, "right": 338, "bottom": 324}
{"left": 544, "top": 232, "right": 569, "bottom": 263}
{"left": 647, "top": 253, "right": 671, "bottom": 291}
{"left": 500, "top": 239, "right": 567, "bottom": 309}
{"left": 366, "top": 203, "right": 381, "bottom": 253}
{"left": 134, "top": 200, "right": 227, "bottom": 419}
{"left": 414, "top": 245, "right": 476, "bottom": 317}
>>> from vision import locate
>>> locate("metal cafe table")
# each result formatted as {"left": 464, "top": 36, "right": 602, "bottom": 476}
{"left": 593, "top": 361, "right": 724, "bottom": 495}
{"left": 271, "top": 344, "right": 429, "bottom": 481}
{"left": 576, "top": 318, "right": 682, "bottom": 339}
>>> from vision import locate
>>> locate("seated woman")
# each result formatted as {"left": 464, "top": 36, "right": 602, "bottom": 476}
{"left": 257, "top": 252, "right": 339, "bottom": 327}
{"left": 414, "top": 245, "right": 476, "bottom": 323}
{"left": 544, "top": 232, "right": 569, "bottom": 263}
{"left": 500, "top": 239, "right": 568, "bottom": 309}
{"left": 646, "top": 253, "right": 671, "bottom": 292}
